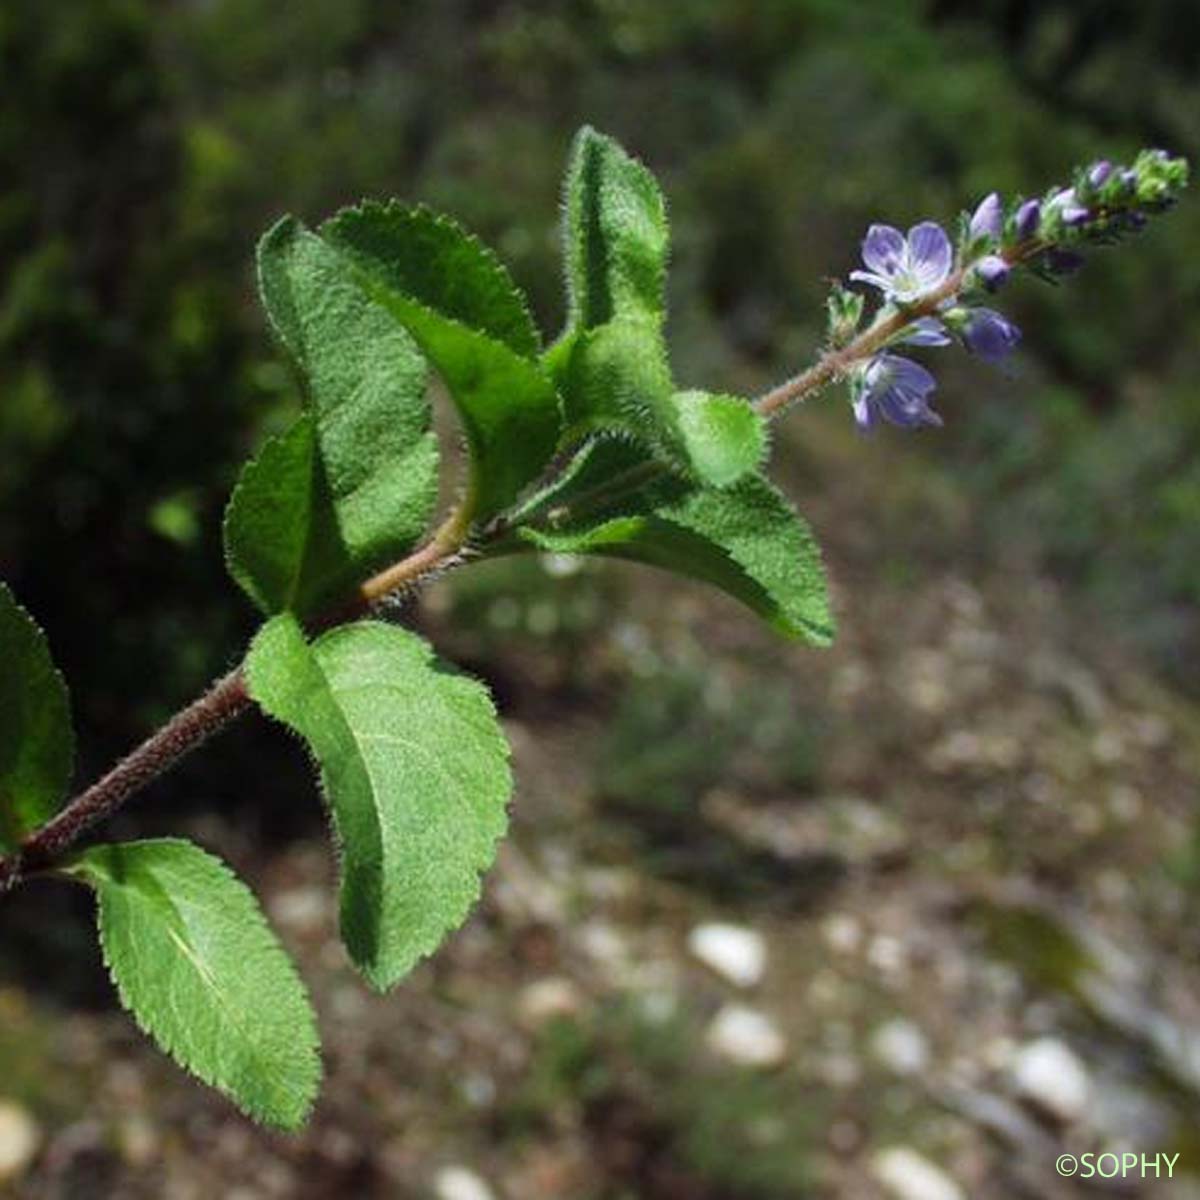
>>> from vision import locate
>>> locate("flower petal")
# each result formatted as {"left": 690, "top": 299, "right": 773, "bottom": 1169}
{"left": 879, "top": 389, "right": 942, "bottom": 428}
{"left": 883, "top": 354, "right": 937, "bottom": 396}
{"left": 848, "top": 269, "right": 894, "bottom": 294}
{"left": 900, "top": 317, "right": 951, "bottom": 346}
{"left": 852, "top": 393, "right": 874, "bottom": 430}
{"left": 861, "top": 225, "right": 906, "bottom": 275}
{"left": 906, "top": 222, "right": 953, "bottom": 285}
{"left": 854, "top": 354, "right": 943, "bottom": 431}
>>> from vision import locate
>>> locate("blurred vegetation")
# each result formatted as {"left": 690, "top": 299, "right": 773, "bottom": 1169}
{"left": 1, "top": 0, "right": 1198, "bottom": 799}
{"left": 507, "top": 1004, "right": 820, "bottom": 1198}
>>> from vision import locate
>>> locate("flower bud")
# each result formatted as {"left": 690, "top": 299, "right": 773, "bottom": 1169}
{"left": 1013, "top": 198, "right": 1041, "bottom": 240}
{"left": 969, "top": 192, "right": 1003, "bottom": 241}
{"left": 973, "top": 255, "right": 1010, "bottom": 291}
{"left": 1088, "top": 160, "right": 1113, "bottom": 189}
{"left": 961, "top": 308, "right": 1021, "bottom": 362}
{"left": 1049, "top": 188, "right": 1090, "bottom": 227}
{"left": 826, "top": 283, "right": 865, "bottom": 347}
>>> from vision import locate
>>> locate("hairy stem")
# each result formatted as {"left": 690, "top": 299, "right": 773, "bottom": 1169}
{"left": 0, "top": 669, "right": 250, "bottom": 892}
{"left": 0, "top": 501, "right": 476, "bottom": 892}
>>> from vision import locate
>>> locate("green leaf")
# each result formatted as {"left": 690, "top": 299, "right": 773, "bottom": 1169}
{"left": 513, "top": 441, "right": 834, "bottom": 644}
{"left": 69, "top": 839, "right": 321, "bottom": 1130}
{"left": 0, "top": 582, "right": 73, "bottom": 851}
{"left": 245, "top": 615, "right": 511, "bottom": 990}
{"left": 553, "top": 318, "right": 764, "bottom": 488}
{"left": 671, "top": 390, "right": 766, "bottom": 489}
{"left": 563, "top": 125, "right": 669, "bottom": 330}
{"left": 552, "top": 129, "right": 764, "bottom": 487}
{"left": 321, "top": 204, "right": 540, "bottom": 357}
{"left": 319, "top": 204, "right": 561, "bottom": 519}
{"left": 553, "top": 316, "right": 672, "bottom": 435}
{"left": 225, "top": 217, "right": 439, "bottom": 616}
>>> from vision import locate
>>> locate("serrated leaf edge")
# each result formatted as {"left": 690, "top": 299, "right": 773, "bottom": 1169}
{"left": 246, "top": 618, "right": 512, "bottom": 992}
{"left": 221, "top": 415, "right": 316, "bottom": 616}
{"left": 320, "top": 200, "right": 543, "bottom": 359}
{"left": 319, "top": 251, "right": 561, "bottom": 517}
{"left": 70, "top": 838, "right": 322, "bottom": 1131}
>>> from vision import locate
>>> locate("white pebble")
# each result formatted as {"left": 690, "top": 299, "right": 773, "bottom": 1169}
{"left": 705, "top": 1005, "right": 786, "bottom": 1067}
{"left": 0, "top": 1101, "right": 40, "bottom": 1182}
{"left": 872, "top": 1147, "right": 964, "bottom": 1200}
{"left": 871, "top": 1019, "right": 930, "bottom": 1077}
{"left": 687, "top": 923, "right": 767, "bottom": 988}
{"left": 1011, "top": 1038, "right": 1091, "bottom": 1123}
{"left": 434, "top": 1166, "right": 496, "bottom": 1200}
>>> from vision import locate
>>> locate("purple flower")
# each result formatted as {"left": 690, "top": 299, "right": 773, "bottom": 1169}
{"left": 850, "top": 222, "right": 954, "bottom": 303}
{"left": 1046, "top": 188, "right": 1090, "bottom": 227}
{"left": 974, "top": 255, "right": 1010, "bottom": 291}
{"left": 1088, "top": 160, "right": 1113, "bottom": 189}
{"left": 961, "top": 308, "right": 1021, "bottom": 362}
{"left": 969, "top": 192, "right": 1003, "bottom": 240}
{"left": 852, "top": 353, "right": 942, "bottom": 429}
{"left": 900, "top": 316, "right": 952, "bottom": 346}
{"left": 1014, "top": 198, "right": 1041, "bottom": 240}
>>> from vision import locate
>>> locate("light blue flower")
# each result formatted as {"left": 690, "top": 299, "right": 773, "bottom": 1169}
{"left": 961, "top": 308, "right": 1021, "bottom": 362}
{"left": 852, "top": 353, "right": 942, "bottom": 430}
{"left": 850, "top": 222, "right": 954, "bottom": 303}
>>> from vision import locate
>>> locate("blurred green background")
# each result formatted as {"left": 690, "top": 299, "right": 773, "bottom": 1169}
{"left": 2, "top": 2, "right": 1200, "bottom": 1197}
{"left": 3, "top": 0, "right": 1198, "bottom": 740}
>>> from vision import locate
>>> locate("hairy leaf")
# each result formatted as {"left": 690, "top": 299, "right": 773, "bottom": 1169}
{"left": 563, "top": 125, "right": 669, "bottom": 330}
{"left": 552, "top": 129, "right": 763, "bottom": 487}
{"left": 69, "top": 839, "right": 321, "bottom": 1130}
{"left": 225, "top": 217, "right": 438, "bottom": 616}
{"left": 245, "top": 616, "right": 511, "bottom": 990}
{"left": 552, "top": 315, "right": 764, "bottom": 488}
{"left": 0, "top": 582, "right": 73, "bottom": 851}
{"left": 670, "top": 389, "right": 766, "bottom": 489}
{"left": 513, "top": 440, "right": 833, "bottom": 644}
{"left": 320, "top": 204, "right": 561, "bottom": 518}
{"left": 320, "top": 204, "right": 540, "bottom": 357}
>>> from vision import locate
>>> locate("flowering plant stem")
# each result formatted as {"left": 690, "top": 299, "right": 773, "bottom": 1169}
{"left": 0, "top": 234, "right": 1118, "bottom": 895}
{"left": 1, "top": 128, "right": 1183, "bottom": 1132}
{"left": 759, "top": 240, "right": 1041, "bottom": 418}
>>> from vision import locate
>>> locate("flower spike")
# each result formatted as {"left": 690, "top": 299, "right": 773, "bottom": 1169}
{"left": 834, "top": 147, "right": 1187, "bottom": 430}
